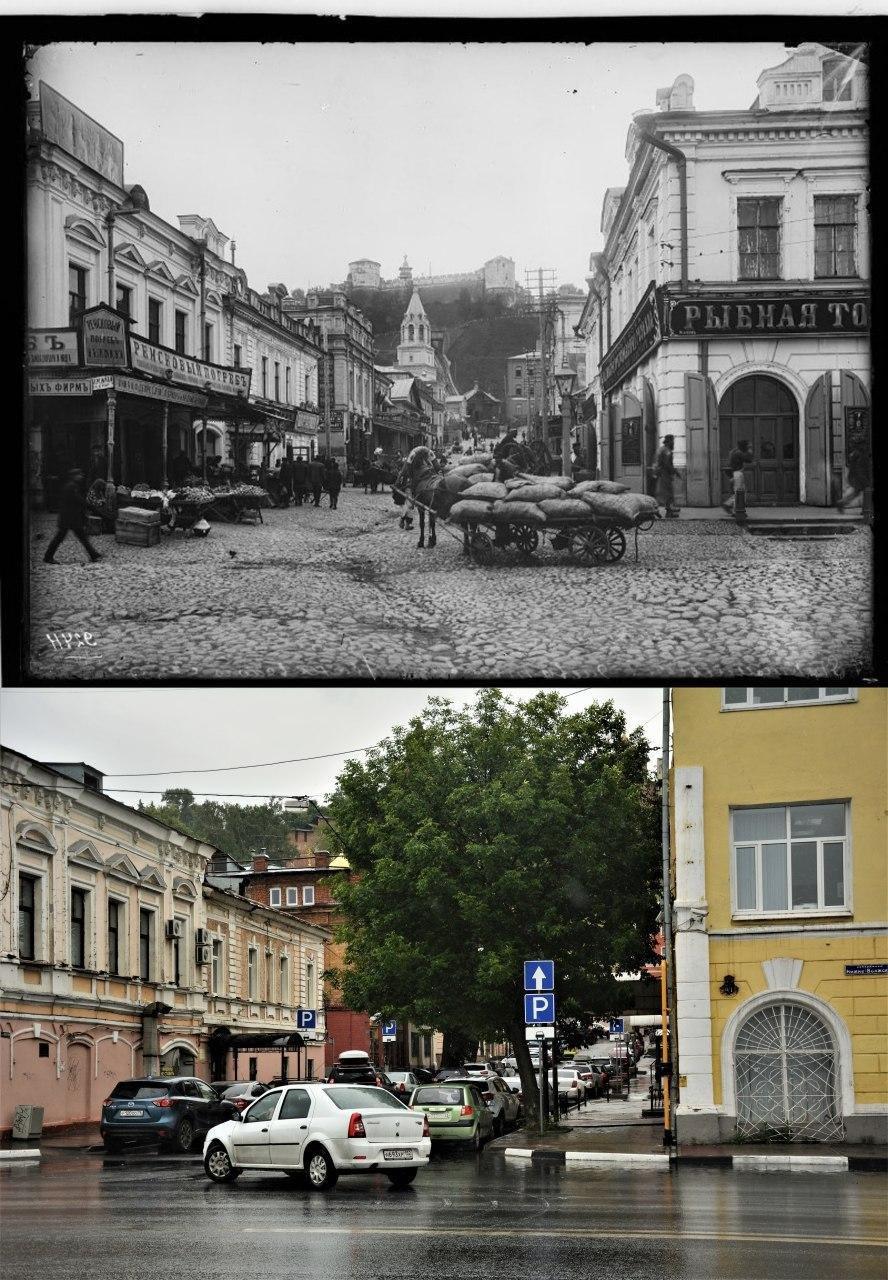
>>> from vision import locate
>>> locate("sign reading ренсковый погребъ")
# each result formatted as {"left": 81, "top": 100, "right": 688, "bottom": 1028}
{"left": 665, "top": 292, "right": 869, "bottom": 337}
{"left": 599, "top": 282, "right": 662, "bottom": 393}
{"left": 129, "top": 337, "right": 252, "bottom": 398}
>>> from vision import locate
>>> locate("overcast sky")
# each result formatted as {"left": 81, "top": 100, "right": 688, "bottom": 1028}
{"left": 27, "top": 40, "right": 788, "bottom": 294}
{"left": 1, "top": 686, "right": 663, "bottom": 809}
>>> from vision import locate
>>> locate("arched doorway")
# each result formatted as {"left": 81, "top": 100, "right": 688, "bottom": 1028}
{"left": 719, "top": 375, "right": 799, "bottom": 505}
{"left": 734, "top": 1002, "right": 842, "bottom": 1142}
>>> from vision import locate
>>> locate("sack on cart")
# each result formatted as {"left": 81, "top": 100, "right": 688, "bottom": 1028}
{"left": 449, "top": 499, "right": 496, "bottom": 523}
{"left": 539, "top": 498, "right": 597, "bottom": 520}
{"left": 492, "top": 500, "right": 547, "bottom": 525}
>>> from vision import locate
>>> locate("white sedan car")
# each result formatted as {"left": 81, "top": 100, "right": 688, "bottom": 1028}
{"left": 203, "top": 1082, "right": 431, "bottom": 1190}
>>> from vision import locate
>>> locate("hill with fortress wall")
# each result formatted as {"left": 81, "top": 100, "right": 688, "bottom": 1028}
{"left": 344, "top": 255, "right": 536, "bottom": 402}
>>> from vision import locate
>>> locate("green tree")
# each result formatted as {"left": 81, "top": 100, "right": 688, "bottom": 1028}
{"left": 326, "top": 690, "right": 660, "bottom": 1128}
{"left": 140, "top": 791, "right": 300, "bottom": 863}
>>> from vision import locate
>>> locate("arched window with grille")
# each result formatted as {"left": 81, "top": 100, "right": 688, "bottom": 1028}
{"left": 734, "top": 1001, "right": 843, "bottom": 1142}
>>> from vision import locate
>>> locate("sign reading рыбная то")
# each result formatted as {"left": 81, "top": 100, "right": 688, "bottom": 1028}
{"left": 665, "top": 293, "right": 869, "bottom": 337}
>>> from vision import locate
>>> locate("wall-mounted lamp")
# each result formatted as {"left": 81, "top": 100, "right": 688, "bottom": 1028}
{"left": 719, "top": 974, "right": 739, "bottom": 996}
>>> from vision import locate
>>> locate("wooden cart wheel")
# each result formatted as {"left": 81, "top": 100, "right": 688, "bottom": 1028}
{"left": 569, "top": 528, "right": 607, "bottom": 565}
{"left": 602, "top": 525, "right": 627, "bottom": 561}
{"left": 469, "top": 531, "right": 496, "bottom": 566}
{"left": 510, "top": 524, "right": 539, "bottom": 555}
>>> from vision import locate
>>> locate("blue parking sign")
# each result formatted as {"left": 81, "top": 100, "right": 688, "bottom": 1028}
{"left": 610, "top": 1018, "right": 624, "bottom": 1035}
{"left": 297, "top": 1009, "right": 317, "bottom": 1031}
{"left": 524, "top": 993, "right": 556, "bottom": 1024}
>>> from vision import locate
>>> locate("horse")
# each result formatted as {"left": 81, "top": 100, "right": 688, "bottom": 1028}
{"left": 394, "top": 446, "right": 460, "bottom": 549}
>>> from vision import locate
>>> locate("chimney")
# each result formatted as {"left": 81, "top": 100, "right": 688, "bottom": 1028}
{"left": 252, "top": 850, "right": 269, "bottom": 873}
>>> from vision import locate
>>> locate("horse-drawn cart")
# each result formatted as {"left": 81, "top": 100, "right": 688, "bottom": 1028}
{"left": 459, "top": 510, "right": 656, "bottom": 566}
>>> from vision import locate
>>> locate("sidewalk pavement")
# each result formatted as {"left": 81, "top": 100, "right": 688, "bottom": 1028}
{"left": 490, "top": 1067, "right": 887, "bottom": 1173}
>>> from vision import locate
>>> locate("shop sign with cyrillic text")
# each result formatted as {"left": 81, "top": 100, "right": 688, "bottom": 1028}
{"left": 28, "top": 375, "right": 94, "bottom": 397}
{"left": 26, "top": 328, "right": 79, "bottom": 368}
{"left": 81, "top": 304, "right": 129, "bottom": 367}
{"left": 600, "top": 282, "right": 662, "bottom": 393}
{"left": 107, "top": 373, "right": 208, "bottom": 408}
{"left": 665, "top": 293, "right": 870, "bottom": 338}
{"left": 129, "top": 337, "right": 252, "bottom": 398}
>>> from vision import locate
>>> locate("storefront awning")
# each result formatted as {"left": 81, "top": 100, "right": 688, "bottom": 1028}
{"left": 211, "top": 1031, "right": 307, "bottom": 1051}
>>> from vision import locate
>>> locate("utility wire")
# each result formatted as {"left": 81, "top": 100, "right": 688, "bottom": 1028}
{"left": 99, "top": 688, "right": 602, "bottom": 778}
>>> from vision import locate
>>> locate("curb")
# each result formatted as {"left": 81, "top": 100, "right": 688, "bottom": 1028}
{"left": 0, "top": 1149, "right": 41, "bottom": 1161}
{"left": 504, "top": 1146, "right": 884, "bottom": 1173}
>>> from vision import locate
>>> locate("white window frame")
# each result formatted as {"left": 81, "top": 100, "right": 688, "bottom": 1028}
{"left": 286, "top": 887, "right": 298, "bottom": 907}
{"left": 69, "top": 881, "right": 92, "bottom": 970}
{"left": 18, "top": 868, "right": 47, "bottom": 962}
{"left": 247, "top": 945, "right": 258, "bottom": 1000}
{"left": 305, "top": 959, "right": 315, "bottom": 1009}
{"left": 280, "top": 954, "right": 289, "bottom": 1006}
{"left": 269, "top": 887, "right": 282, "bottom": 907}
{"left": 302, "top": 885, "right": 315, "bottom": 906}
{"left": 138, "top": 905, "right": 157, "bottom": 982}
{"left": 722, "top": 687, "right": 856, "bottom": 711}
{"left": 265, "top": 951, "right": 274, "bottom": 1004}
{"left": 730, "top": 801, "right": 852, "bottom": 920}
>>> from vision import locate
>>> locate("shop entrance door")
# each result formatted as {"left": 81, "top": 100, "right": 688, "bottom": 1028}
{"left": 719, "top": 376, "right": 799, "bottom": 505}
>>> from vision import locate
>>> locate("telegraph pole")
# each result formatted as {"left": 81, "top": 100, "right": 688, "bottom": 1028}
{"left": 524, "top": 268, "right": 556, "bottom": 446}
{"left": 323, "top": 329, "right": 331, "bottom": 459}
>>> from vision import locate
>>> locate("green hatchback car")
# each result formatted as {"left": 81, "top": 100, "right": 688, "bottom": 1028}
{"left": 409, "top": 1082, "right": 495, "bottom": 1151}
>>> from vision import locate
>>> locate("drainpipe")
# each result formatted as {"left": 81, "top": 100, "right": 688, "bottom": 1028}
{"left": 141, "top": 1001, "right": 172, "bottom": 1077}
{"left": 636, "top": 124, "right": 688, "bottom": 293}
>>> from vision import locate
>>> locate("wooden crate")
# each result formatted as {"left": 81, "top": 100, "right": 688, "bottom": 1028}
{"left": 115, "top": 524, "right": 160, "bottom": 547}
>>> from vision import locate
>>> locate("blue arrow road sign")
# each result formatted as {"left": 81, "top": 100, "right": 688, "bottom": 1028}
{"left": 296, "top": 1009, "right": 317, "bottom": 1031}
{"left": 523, "top": 960, "right": 555, "bottom": 992}
{"left": 524, "top": 993, "right": 556, "bottom": 1024}
{"left": 610, "top": 1018, "right": 624, "bottom": 1035}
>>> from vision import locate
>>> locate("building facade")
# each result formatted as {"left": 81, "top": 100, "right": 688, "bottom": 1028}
{"left": 283, "top": 289, "right": 375, "bottom": 477}
{"left": 577, "top": 45, "right": 869, "bottom": 508}
{"left": 26, "top": 83, "right": 321, "bottom": 504}
{"left": 670, "top": 686, "right": 887, "bottom": 1145}
{"left": 0, "top": 747, "right": 330, "bottom": 1133}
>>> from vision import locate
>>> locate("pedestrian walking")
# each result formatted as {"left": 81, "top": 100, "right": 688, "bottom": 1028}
{"left": 308, "top": 456, "right": 325, "bottom": 507}
{"left": 292, "top": 456, "right": 307, "bottom": 505}
{"left": 653, "top": 434, "right": 681, "bottom": 518}
{"left": 43, "top": 468, "right": 103, "bottom": 564}
{"left": 724, "top": 438, "right": 754, "bottom": 518}
{"left": 279, "top": 456, "right": 293, "bottom": 505}
{"left": 837, "top": 428, "right": 873, "bottom": 517}
{"left": 326, "top": 458, "right": 343, "bottom": 509}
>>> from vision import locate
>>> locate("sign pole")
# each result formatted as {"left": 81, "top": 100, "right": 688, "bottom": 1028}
{"left": 539, "top": 1038, "right": 547, "bottom": 1134}
{"left": 105, "top": 389, "right": 116, "bottom": 484}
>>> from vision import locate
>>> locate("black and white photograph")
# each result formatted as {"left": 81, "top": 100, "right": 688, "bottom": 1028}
{"left": 16, "top": 33, "right": 874, "bottom": 682}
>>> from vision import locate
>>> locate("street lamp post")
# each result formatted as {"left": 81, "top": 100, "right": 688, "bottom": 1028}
{"left": 554, "top": 367, "right": 578, "bottom": 479}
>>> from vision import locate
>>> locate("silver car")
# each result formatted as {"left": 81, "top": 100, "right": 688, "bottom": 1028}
{"left": 444, "top": 1074, "right": 520, "bottom": 1136}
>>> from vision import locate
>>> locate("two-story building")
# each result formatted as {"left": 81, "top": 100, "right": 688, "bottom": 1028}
{"left": 0, "top": 746, "right": 331, "bottom": 1133}
{"left": 577, "top": 44, "right": 869, "bottom": 509}
{"left": 26, "top": 82, "right": 320, "bottom": 506}
{"left": 670, "top": 686, "right": 886, "bottom": 1145}
{"left": 0, "top": 748, "right": 214, "bottom": 1132}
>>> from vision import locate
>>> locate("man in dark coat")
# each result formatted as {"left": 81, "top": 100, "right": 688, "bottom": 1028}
{"left": 44, "top": 468, "right": 102, "bottom": 563}
{"left": 325, "top": 458, "right": 343, "bottom": 509}
{"left": 279, "top": 455, "right": 294, "bottom": 505}
{"left": 654, "top": 434, "right": 680, "bottom": 519}
{"left": 292, "top": 456, "right": 308, "bottom": 505}
{"left": 308, "top": 456, "right": 325, "bottom": 506}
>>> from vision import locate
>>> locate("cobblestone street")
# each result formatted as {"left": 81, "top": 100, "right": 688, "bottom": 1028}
{"left": 27, "top": 491, "right": 872, "bottom": 681}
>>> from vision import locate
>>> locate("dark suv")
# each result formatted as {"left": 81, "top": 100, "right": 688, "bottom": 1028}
{"left": 101, "top": 1077, "right": 239, "bottom": 1152}
{"left": 326, "top": 1050, "right": 392, "bottom": 1089}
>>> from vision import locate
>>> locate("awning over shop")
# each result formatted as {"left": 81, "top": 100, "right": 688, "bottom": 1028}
{"left": 218, "top": 1032, "right": 307, "bottom": 1051}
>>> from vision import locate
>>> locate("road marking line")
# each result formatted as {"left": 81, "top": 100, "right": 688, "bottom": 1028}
{"left": 243, "top": 1227, "right": 888, "bottom": 1248}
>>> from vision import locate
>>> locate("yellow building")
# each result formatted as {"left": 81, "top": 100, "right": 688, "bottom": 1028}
{"left": 671, "top": 686, "right": 887, "bottom": 1144}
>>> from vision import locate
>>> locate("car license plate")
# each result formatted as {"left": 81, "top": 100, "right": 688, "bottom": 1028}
{"left": 382, "top": 1148, "right": 413, "bottom": 1160}
{"left": 119, "top": 1111, "right": 145, "bottom": 1118}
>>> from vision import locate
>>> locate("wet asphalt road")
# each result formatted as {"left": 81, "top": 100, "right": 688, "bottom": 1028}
{"left": 2, "top": 1147, "right": 886, "bottom": 1280}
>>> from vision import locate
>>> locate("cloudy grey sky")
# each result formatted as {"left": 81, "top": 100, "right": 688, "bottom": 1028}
{"left": 28, "top": 40, "right": 788, "bottom": 294}
{"left": 1, "top": 686, "right": 663, "bottom": 808}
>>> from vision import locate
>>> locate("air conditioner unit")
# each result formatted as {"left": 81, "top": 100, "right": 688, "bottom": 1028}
{"left": 195, "top": 928, "right": 210, "bottom": 947}
{"left": 165, "top": 919, "right": 183, "bottom": 939}
{"left": 196, "top": 944, "right": 212, "bottom": 966}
